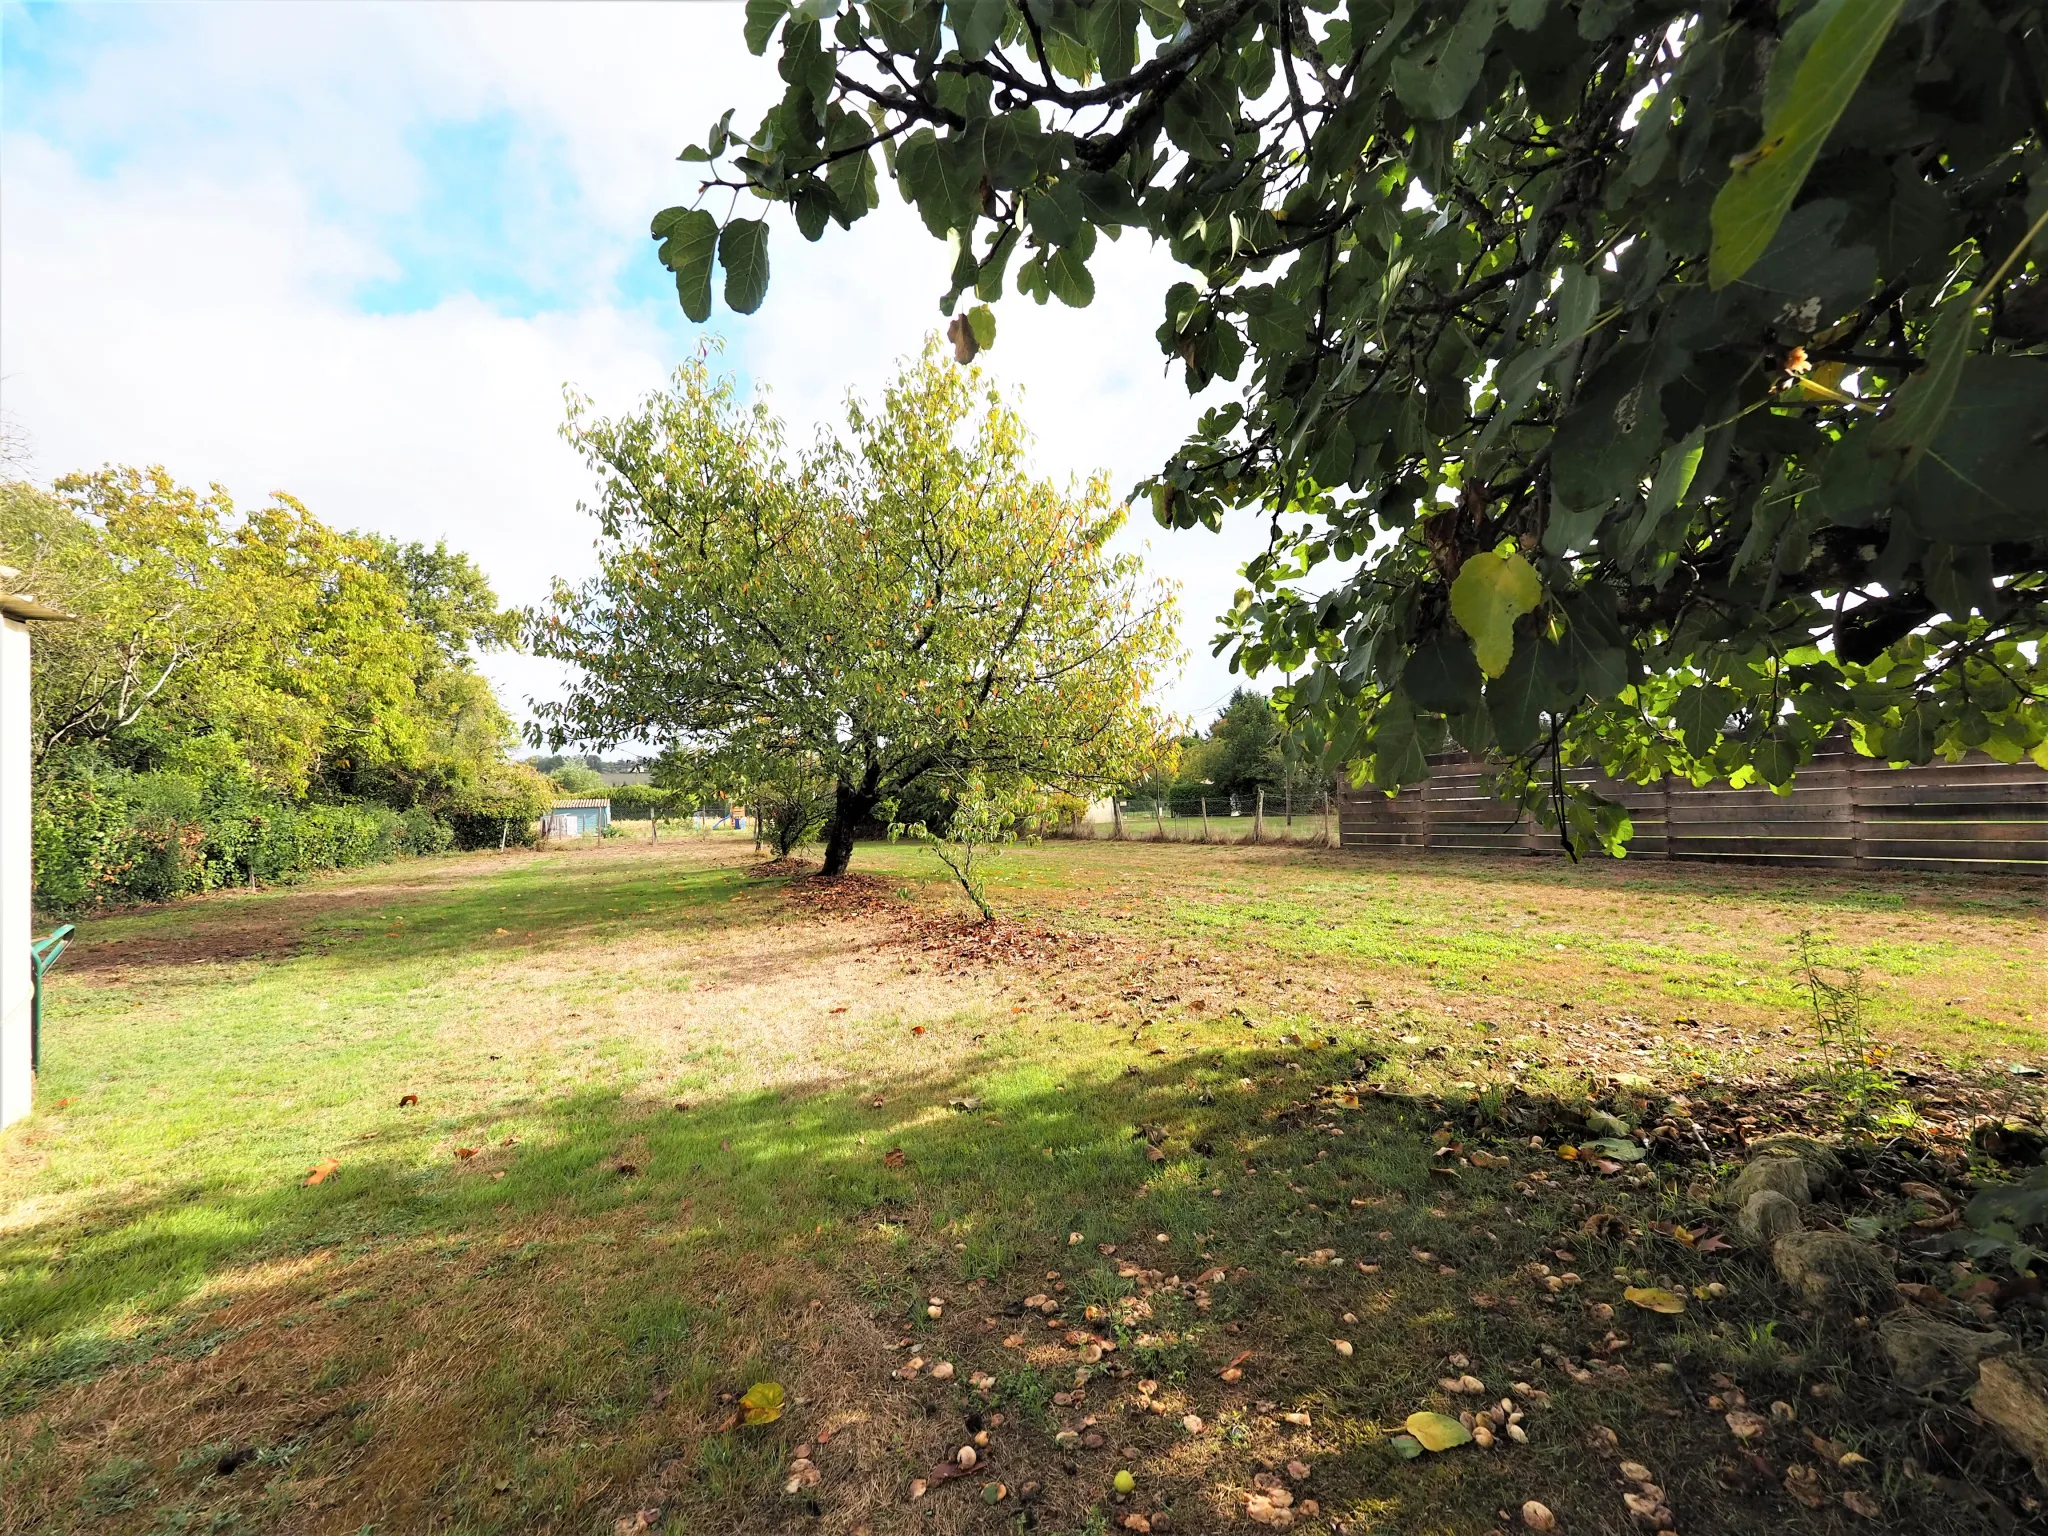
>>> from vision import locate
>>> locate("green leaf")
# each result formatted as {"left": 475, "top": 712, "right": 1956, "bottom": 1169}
{"left": 1485, "top": 637, "right": 1569, "bottom": 755}
{"left": 946, "top": 0, "right": 1006, "bottom": 60}
{"left": 1087, "top": 0, "right": 1140, "bottom": 79}
{"left": 1646, "top": 430, "right": 1704, "bottom": 523}
{"left": 1872, "top": 294, "right": 1977, "bottom": 480}
{"left": 1368, "top": 693, "right": 1429, "bottom": 789}
{"left": 1046, "top": 244, "right": 1095, "bottom": 307}
{"left": 1391, "top": 1434, "right": 1425, "bottom": 1459}
{"left": 1448, "top": 548, "right": 1542, "bottom": 679}
{"left": 661, "top": 210, "right": 719, "bottom": 324}
{"left": 1753, "top": 733, "right": 1798, "bottom": 787}
{"left": 1404, "top": 1411, "right": 1473, "bottom": 1452}
{"left": 1899, "top": 355, "right": 2048, "bottom": 543}
{"left": 719, "top": 219, "right": 771, "bottom": 314}
{"left": 1709, "top": 0, "right": 1905, "bottom": 288}
{"left": 966, "top": 303, "right": 997, "bottom": 350}
{"left": 1586, "top": 1137, "right": 1645, "bottom": 1163}
{"left": 1557, "top": 589, "right": 1628, "bottom": 702}
{"left": 1404, "top": 633, "right": 1484, "bottom": 717}
{"left": 1672, "top": 683, "right": 1737, "bottom": 758}
{"left": 744, "top": 0, "right": 789, "bottom": 55}
{"left": 739, "top": 1380, "right": 785, "bottom": 1424}
{"left": 1391, "top": 2, "right": 1501, "bottom": 121}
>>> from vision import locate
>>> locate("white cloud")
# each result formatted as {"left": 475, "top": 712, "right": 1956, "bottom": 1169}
{"left": 1, "top": 1, "right": 1272, "bottom": 736}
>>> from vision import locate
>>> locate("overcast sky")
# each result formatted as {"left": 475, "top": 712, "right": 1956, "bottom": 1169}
{"left": 1, "top": 1, "right": 1282, "bottom": 745}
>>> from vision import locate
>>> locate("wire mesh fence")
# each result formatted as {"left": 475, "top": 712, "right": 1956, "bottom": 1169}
{"left": 1055, "top": 786, "right": 1340, "bottom": 846}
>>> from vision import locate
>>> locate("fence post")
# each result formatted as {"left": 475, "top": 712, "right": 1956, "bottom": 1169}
{"left": 1284, "top": 783, "right": 1293, "bottom": 832}
{"left": 1253, "top": 786, "right": 1265, "bottom": 843}
{"left": 1322, "top": 788, "right": 1332, "bottom": 847}
{"left": 1201, "top": 796, "right": 1211, "bottom": 842}
{"left": 1849, "top": 749, "right": 1873, "bottom": 870}
{"left": 1661, "top": 775, "right": 1675, "bottom": 860}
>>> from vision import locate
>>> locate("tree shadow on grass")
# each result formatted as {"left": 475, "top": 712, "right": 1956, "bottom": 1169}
{"left": 56, "top": 844, "right": 775, "bottom": 980}
{"left": 2, "top": 1032, "right": 2033, "bottom": 1536}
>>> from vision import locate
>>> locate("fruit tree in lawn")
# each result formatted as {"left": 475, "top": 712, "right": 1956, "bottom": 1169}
{"left": 529, "top": 342, "right": 1178, "bottom": 875}
{"left": 656, "top": 0, "right": 2047, "bottom": 854}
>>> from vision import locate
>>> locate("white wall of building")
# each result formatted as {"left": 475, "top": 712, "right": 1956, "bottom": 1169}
{"left": 0, "top": 617, "right": 33, "bottom": 1129}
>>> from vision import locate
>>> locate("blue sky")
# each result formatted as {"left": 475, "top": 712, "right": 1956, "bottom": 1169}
{"left": 1, "top": 1, "right": 1269, "bottom": 730}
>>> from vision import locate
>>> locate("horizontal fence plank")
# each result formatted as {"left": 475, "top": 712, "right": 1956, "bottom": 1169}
{"left": 1337, "top": 743, "right": 2048, "bottom": 877}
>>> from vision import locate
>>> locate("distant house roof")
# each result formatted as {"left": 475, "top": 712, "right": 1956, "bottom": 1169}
{"left": 550, "top": 798, "right": 611, "bottom": 809}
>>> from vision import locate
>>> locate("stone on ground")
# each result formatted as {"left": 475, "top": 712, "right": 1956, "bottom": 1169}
{"left": 1974, "top": 1354, "right": 2048, "bottom": 1489}
{"left": 1878, "top": 1312, "right": 2012, "bottom": 1392}
{"left": 1736, "top": 1188, "right": 1804, "bottom": 1247}
{"left": 1770, "top": 1230, "right": 1896, "bottom": 1312}
{"left": 1733, "top": 1155, "right": 1820, "bottom": 1207}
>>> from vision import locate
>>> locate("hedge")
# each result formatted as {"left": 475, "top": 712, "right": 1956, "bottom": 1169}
{"left": 31, "top": 771, "right": 459, "bottom": 912}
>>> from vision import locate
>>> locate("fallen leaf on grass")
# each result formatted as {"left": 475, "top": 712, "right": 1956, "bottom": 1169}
{"left": 1624, "top": 1286, "right": 1685, "bottom": 1314}
{"left": 397, "top": 1094, "right": 418, "bottom": 1108}
{"left": 883, "top": 1148, "right": 906, "bottom": 1168}
{"left": 1586, "top": 1137, "right": 1645, "bottom": 1163}
{"left": 1784, "top": 1463, "right": 1825, "bottom": 1508}
{"left": 454, "top": 1147, "right": 478, "bottom": 1160}
{"left": 1404, "top": 1412, "right": 1472, "bottom": 1452}
{"left": 739, "top": 1381, "right": 784, "bottom": 1425}
{"left": 1726, "top": 1410, "right": 1769, "bottom": 1440}
{"left": 1391, "top": 1435, "right": 1424, "bottom": 1459}
{"left": 1331, "top": 1339, "right": 1353, "bottom": 1357}
{"left": 1521, "top": 1501, "right": 1556, "bottom": 1532}
{"left": 1842, "top": 1490, "right": 1882, "bottom": 1518}
{"left": 303, "top": 1158, "right": 341, "bottom": 1186}
{"left": 911, "top": 1026, "right": 925, "bottom": 1036}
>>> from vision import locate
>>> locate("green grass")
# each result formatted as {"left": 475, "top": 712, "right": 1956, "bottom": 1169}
{"left": 1, "top": 836, "right": 2038, "bottom": 1534}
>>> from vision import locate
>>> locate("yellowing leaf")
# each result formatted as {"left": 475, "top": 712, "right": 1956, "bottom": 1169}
{"left": 1403, "top": 1411, "right": 1474, "bottom": 1452}
{"left": 303, "top": 1157, "right": 340, "bottom": 1186}
{"left": 740, "top": 1380, "right": 785, "bottom": 1425}
{"left": 1624, "top": 1286, "right": 1686, "bottom": 1315}
{"left": 1449, "top": 549, "right": 1543, "bottom": 679}
{"left": 1708, "top": 0, "right": 1906, "bottom": 287}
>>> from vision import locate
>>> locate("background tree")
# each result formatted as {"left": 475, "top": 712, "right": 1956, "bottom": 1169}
{"left": 664, "top": 0, "right": 2047, "bottom": 852}
{"left": 547, "top": 762, "right": 609, "bottom": 796}
{"left": 3, "top": 469, "right": 540, "bottom": 904}
{"left": 530, "top": 341, "right": 1179, "bottom": 875}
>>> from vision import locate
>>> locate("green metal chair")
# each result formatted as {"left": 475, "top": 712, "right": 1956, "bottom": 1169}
{"left": 30, "top": 924, "right": 74, "bottom": 1071}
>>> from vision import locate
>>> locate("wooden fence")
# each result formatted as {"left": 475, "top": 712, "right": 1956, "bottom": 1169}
{"left": 1336, "top": 738, "right": 2048, "bottom": 875}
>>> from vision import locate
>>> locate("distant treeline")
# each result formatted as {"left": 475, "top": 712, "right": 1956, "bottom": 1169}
{"left": 5, "top": 469, "right": 552, "bottom": 911}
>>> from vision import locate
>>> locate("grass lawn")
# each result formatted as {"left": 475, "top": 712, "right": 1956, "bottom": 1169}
{"left": 1, "top": 835, "right": 2041, "bottom": 1536}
